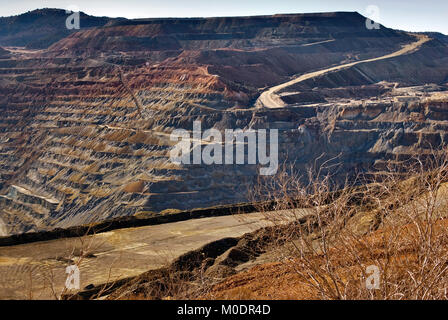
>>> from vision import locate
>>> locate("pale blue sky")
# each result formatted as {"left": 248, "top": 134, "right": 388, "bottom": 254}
{"left": 0, "top": 0, "right": 447, "bottom": 34}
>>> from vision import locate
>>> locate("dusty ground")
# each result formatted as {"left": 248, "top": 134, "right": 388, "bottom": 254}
{"left": 0, "top": 209, "right": 310, "bottom": 299}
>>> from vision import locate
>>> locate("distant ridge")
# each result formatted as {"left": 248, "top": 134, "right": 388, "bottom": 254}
{"left": 107, "top": 11, "right": 368, "bottom": 26}
{"left": 0, "top": 8, "right": 120, "bottom": 49}
{"left": 49, "top": 11, "right": 407, "bottom": 53}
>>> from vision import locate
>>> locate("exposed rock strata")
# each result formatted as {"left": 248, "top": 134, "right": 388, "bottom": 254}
{"left": 1, "top": 12, "right": 448, "bottom": 234}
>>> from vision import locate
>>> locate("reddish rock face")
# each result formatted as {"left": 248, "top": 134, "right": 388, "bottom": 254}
{"left": 0, "top": 10, "right": 448, "bottom": 235}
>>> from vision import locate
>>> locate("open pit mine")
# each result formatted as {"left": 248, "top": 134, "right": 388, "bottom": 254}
{"left": 0, "top": 8, "right": 448, "bottom": 299}
{"left": 0, "top": 10, "right": 447, "bottom": 235}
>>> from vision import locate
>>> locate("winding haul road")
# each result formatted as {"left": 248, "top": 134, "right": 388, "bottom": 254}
{"left": 257, "top": 34, "right": 430, "bottom": 109}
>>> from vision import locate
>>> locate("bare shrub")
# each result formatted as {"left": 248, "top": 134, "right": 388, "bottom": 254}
{"left": 251, "top": 151, "right": 448, "bottom": 300}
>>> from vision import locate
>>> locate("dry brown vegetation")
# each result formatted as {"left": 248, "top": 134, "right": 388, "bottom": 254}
{"left": 204, "top": 153, "right": 448, "bottom": 300}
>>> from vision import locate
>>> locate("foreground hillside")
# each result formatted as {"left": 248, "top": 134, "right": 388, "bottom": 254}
{"left": 208, "top": 217, "right": 448, "bottom": 299}
{"left": 0, "top": 10, "right": 448, "bottom": 236}
{"left": 115, "top": 158, "right": 448, "bottom": 300}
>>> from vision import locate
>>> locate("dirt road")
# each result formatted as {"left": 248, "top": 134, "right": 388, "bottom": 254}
{"left": 0, "top": 209, "right": 310, "bottom": 299}
{"left": 257, "top": 34, "right": 430, "bottom": 109}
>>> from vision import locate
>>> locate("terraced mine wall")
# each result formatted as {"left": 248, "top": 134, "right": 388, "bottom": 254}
{"left": 0, "top": 12, "right": 448, "bottom": 235}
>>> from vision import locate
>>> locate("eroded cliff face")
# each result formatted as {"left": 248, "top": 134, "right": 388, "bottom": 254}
{"left": 1, "top": 12, "right": 448, "bottom": 235}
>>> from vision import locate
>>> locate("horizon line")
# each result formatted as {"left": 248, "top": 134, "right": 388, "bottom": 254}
{"left": 1, "top": 6, "right": 446, "bottom": 35}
